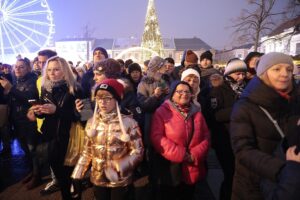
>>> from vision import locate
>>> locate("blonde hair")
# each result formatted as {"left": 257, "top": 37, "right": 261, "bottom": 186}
{"left": 259, "top": 71, "right": 293, "bottom": 93}
{"left": 41, "top": 56, "right": 77, "bottom": 94}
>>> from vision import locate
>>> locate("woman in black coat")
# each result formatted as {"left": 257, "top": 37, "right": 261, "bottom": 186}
{"left": 33, "top": 56, "right": 81, "bottom": 200}
{"left": 230, "top": 52, "right": 300, "bottom": 200}
{"left": 209, "top": 58, "right": 247, "bottom": 200}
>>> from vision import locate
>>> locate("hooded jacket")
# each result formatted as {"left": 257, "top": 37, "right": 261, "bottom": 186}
{"left": 150, "top": 100, "right": 210, "bottom": 184}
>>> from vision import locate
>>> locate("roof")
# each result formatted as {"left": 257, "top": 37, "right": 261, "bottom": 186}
{"left": 174, "top": 37, "right": 211, "bottom": 51}
{"left": 113, "top": 37, "right": 141, "bottom": 49}
{"left": 268, "top": 16, "right": 300, "bottom": 37}
{"left": 162, "top": 38, "right": 175, "bottom": 49}
{"left": 232, "top": 43, "right": 253, "bottom": 50}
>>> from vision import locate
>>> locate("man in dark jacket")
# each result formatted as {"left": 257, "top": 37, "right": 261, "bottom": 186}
{"left": 81, "top": 47, "right": 108, "bottom": 98}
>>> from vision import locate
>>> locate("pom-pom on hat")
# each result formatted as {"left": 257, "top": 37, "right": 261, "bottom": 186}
{"left": 224, "top": 59, "right": 247, "bottom": 76}
{"left": 94, "top": 58, "right": 121, "bottom": 79}
{"left": 94, "top": 78, "right": 124, "bottom": 102}
{"left": 200, "top": 50, "right": 213, "bottom": 62}
{"left": 185, "top": 50, "right": 198, "bottom": 64}
{"left": 256, "top": 52, "right": 294, "bottom": 76}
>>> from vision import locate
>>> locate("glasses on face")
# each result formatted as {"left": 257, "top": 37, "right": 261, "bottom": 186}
{"left": 95, "top": 96, "right": 114, "bottom": 103}
{"left": 175, "top": 90, "right": 191, "bottom": 95}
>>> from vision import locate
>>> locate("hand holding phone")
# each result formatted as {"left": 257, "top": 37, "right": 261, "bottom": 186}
{"left": 28, "top": 99, "right": 40, "bottom": 106}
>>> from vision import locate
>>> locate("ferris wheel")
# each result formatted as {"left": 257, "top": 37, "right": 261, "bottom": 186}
{"left": 0, "top": 0, "right": 54, "bottom": 61}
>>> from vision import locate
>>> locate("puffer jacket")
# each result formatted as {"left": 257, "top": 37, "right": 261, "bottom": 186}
{"left": 150, "top": 100, "right": 210, "bottom": 184}
{"left": 72, "top": 112, "right": 144, "bottom": 187}
{"left": 230, "top": 76, "right": 300, "bottom": 200}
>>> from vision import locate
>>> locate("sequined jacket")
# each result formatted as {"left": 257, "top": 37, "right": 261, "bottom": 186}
{"left": 72, "top": 112, "right": 144, "bottom": 187}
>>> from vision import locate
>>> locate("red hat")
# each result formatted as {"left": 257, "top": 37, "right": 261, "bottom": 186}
{"left": 95, "top": 79, "right": 124, "bottom": 102}
{"left": 185, "top": 50, "right": 198, "bottom": 64}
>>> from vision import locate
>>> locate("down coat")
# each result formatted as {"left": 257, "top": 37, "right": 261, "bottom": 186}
{"left": 150, "top": 100, "right": 210, "bottom": 184}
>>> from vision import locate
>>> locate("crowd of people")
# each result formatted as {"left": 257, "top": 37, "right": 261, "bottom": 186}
{"left": 0, "top": 47, "right": 300, "bottom": 200}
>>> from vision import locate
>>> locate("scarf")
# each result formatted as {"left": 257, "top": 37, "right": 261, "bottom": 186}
{"left": 171, "top": 100, "right": 191, "bottom": 118}
{"left": 44, "top": 80, "right": 67, "bottom": 93}
{"left": 225, "top": 76, "right": 246, "bottom": 98}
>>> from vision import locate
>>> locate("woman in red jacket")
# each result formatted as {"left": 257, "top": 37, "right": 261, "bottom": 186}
{"left": 150, "top": 81, "right": 210, "bottom": 200}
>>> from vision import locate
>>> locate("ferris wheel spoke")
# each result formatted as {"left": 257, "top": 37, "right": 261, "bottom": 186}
{"left": 4, "top": 22, "right": 30, "bottom": 53}
{"left": 7, "top": 0, "right": 40, "bottom": 14}
{"left": 10, "top": 16, "right": 52, "bottom": 27}
{"left": 9, "top": 19, "right": 51, "bottom": 38}
{"left": 6, "top": 21, "right": 42, "bottom": 49}
{"left": 3, "top": 0, "right": 19, "bottom": 11}
{"left": 0, "top": 26, "right": 5, "bottom": 61}
{"left": 9, "top": 10, "right": 50, "bottom": 17}
{"left": 2, "top": 23, "right": 19, "bottom": 55}
{"left": 1, "top": 0, "right": 10, "bottom": 10}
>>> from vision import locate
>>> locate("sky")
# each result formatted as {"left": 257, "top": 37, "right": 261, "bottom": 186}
{"left": 47, "top": 0, "right": 288, "bottom": 50}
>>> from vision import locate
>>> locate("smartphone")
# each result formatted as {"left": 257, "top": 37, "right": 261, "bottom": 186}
{"left": 28, "top": 99, "right": 40, "bottom": 106}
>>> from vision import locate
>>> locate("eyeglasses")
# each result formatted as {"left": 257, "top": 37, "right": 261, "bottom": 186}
{"left": 175, "top": 90, "right": 191, "bottom": 95}
{"left": 95, "top": 96, "right": 114, "bottom": 103}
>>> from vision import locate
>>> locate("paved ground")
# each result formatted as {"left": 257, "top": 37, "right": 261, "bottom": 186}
{"left": 0, "top": 139, "right": 223, "bottom": 200}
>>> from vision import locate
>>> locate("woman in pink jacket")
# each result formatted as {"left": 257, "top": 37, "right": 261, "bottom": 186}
{"left": 150, "top": 81, "right": 210, "bottom": 200}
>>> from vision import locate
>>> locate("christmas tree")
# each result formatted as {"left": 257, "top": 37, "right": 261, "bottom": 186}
{"left": 141, "top": 0, "right": 163, "bottom": 58}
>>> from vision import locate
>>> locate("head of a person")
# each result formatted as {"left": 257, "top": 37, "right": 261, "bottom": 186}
{"left": 256, "top": 52, "right": 294, "bottom": 93}
{"left": 124, "top": 59, "right": 133, "bottom": 73}
{"left": 181, "top": 68, "right": 200, "bottom": 96}
{"left": 169, "top": 81, "right": 193, "bottom": 106}
{"left": 93, "top": 47, "right": 108, "bottom": 63}
{"left": 37, "top": 49, "right": 57, "bottom": 72}
{"left": 244, "top": 52, "right": 264, "bottom": 69}
{"left": 75, "top": 66, "right": 86, "bottom": 78}
{"left": 224, "top": 58, "right": 247, "bottom": 84}
{"left": 42, "top": 56, "right": 76, "bottom": 94}
{"left": 147, "top": 56, "right": 165, "bottom": 79}
{"left": 128, "top": 63, "right": 142, "bottom": 82}
{"left": 2, "top": 64, "right": 12, "bottom": 74}
{"left": 93, "top": 58, "right": 121, "bottom": 84}
{"left": 200, "top": 50, "right": 213, "bottom": 69}
{"left": 164, "top": 57, "right": 175, "bottom": 74}
{"left": 116, "top": 59, "right": 125, "bottom": 73}
{"left": 14, "top": 57, "right": 31, "bottom": 78}
{"left": 184, "top": 50, "right": 198, "bottom": 67}
{"left": 210, "top": 73, "right": 224, "bottom": 87}
{"left": 94, "top": 79, "right": 124, "bottom": 113}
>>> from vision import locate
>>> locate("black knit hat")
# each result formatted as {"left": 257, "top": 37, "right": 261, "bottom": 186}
{"left": 128, "top": 63, "right": 142, "bottom": 74}
{"left": 93, "top": 47, "right": 108, "bottom": 59}
{"left": 200, "top": 51, "right": 213, "bottom": 62}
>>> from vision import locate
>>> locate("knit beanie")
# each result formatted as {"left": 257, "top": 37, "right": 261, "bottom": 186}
{"left": 94, "top": 58, "right": 121, "bottom": 79}
{"left": 185, "top": 50, "right": 198, "bottom": 64}
{"left": 181, "top": 68, "right": 200, "bottom": 82}
{"left": 128, "top": 63, "right": 142, "bottom": 74}
{"left": 224, "top": 59, "right": 247, "bottom": 76}
{"left": 94, "top": 78, "right": 124, "bottom": 102}
{"left": 200, "top": 51, "right": 213, "bottom": 62}
{"left": 93, "top": 47, "right": 108, "bottom": 59}
{"left": 256, "top": 52, "right": 294, "bottom": 76}
{"left": 148, "top": 56, "right": 165, "bottom": 72}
